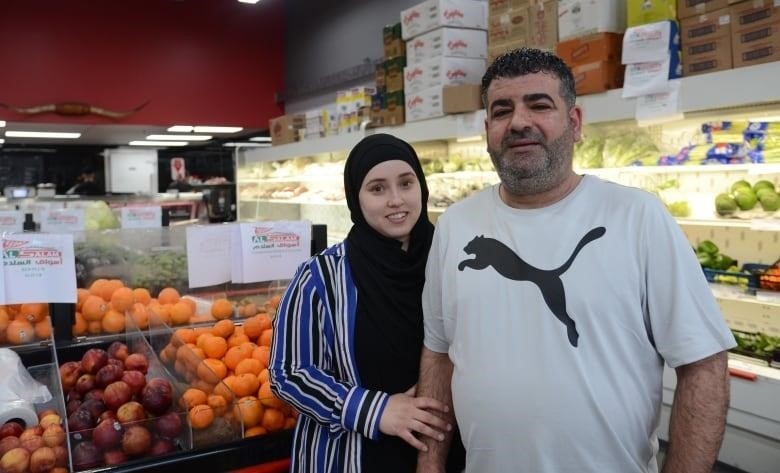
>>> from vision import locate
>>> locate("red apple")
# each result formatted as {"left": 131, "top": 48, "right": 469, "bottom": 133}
{"left": 28, "top": 445, "right": 57, "bottom": 473}
{"left": 108, "top": 341, "right": 130, "bottom": 361}
{"left": 66, "top": 399, "right": 82, "bottom": 416}
{"left": 59, "top": 361, "right": 83, "bottom": 393}
{"left": 103, "top": 448, "right": 128, "bottom": 465}
{"left": 0, "top": 421, "right": 24, "bottom": 440}
{"left": 19, "top": 434, "right": 44, "bottom": 454}
{"left": 79, "top": 399, "right": 106, "bottom": 421}
{"left": 121, "top": 425, "right": 151, "bottom": 456}
{"left": 121, "top": 370, "right": 147, "bottom": 395}
{"left": 74, "top": 374, "right": 97, "bottom": 394}
{"left": 107, "top": 357, "right": 125, "bottom": 369}
{"left": 0, "top": 436, "right": 21, "bottom": 457}
{"left": 92, "top": 418, "right": 124, "bottom": 450}
{"left": 0, "top": 447, "right": 30, "bottom": 473}
{"left": 81, "top": 348, "right": 109, "bottom": 374}
{"left": 154, "top": 412, "right": 183, "bottom": 439}
{"left": 83, "top": 389, "right": 104, "bottom": 403}
{"left": 124, "top": 353, "right": 149, "bottom": 374}
{"left": 141, "top": 378, "right": 173, "bottom": 415}
{"left": 96, "top": 363, "right": 125, "bottom": 388}
{"left": 149, "top": 436, "right": 175, "bottom": 455}
{"left": 99, "top": 410, "right": 118, "bottom": 423}
{"left": 116, "top": 401, "right": 146, "bottom": 425}
{"left": 71, "top": 441, "right": 102, "bottom": 470}
{"left": 103, "top": 381, "right": 132, "bottom": 410}
{"left": 41, "top": 425, "right": 66, "bottom": 448}
{"left": 67, "top": 409, "right": 95, "bottom": 440}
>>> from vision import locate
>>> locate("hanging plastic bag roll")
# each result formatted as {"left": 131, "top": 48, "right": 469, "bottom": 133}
{"left": 0, "top": 348, "right": 53, "bottom": 404}
{"left": 0, "top": 399, "right": 38, "bottom": 427}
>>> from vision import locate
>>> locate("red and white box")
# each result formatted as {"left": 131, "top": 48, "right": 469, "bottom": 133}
{"left": 406, "top": 27, "right": 488, "bottom": 64}
{"left": 403, "top": 56, "right": 487, "bottom": 94}
{"left": 401, "top": 0, "right": 487, "bottom": 40}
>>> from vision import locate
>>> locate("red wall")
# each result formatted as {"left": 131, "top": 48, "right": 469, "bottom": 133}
{"left": 0, "top": 0, "right": 285, "bottom": 128}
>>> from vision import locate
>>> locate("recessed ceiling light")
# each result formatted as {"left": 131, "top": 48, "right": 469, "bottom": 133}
{"left": 0, "top": 139, "right": 4, "bottom": 144}
{"left": 146, "top": 134, "right": 212, "bottom": 141}
{"left": 0, "top": 121, "right": 6, "bottom": 128}
{"left": 5, "top": 131, "right": 81, "bottom": 139}
{"left": 249, "top": 136, "right": 272, "bottom": 142}
{"left": 238, "top": 0, "right": 261, "bottom": 4}
{"left": 129, "top": 140, "right": 188, "bottom": 146}
{"left": 167, "top": 125, "right": 193, "bottom": 132}
{"left": 223, "top": 142, "right": 271, "bottom": 147}
{"left": 194, "top": 126, "right": 243, "bottom": 133}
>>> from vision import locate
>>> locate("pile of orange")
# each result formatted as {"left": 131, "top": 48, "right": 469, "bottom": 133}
{"left": 0, "top": 303, "right": 51, "bottom": 345}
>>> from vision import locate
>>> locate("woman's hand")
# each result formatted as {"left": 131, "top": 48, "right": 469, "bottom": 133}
{"left": 378, "top": 386, "right": 452, "bottom": 451}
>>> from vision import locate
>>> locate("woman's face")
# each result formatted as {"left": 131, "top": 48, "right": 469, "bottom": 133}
{"left": 358, "top": 159, "right": 422, "bottom": 251}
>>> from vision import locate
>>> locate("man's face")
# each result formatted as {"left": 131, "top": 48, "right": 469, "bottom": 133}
{"left": 484, "top": 72, "right": 582, "bottom": 196}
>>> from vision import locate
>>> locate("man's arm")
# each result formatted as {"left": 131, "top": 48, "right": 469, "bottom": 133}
{"left": 416, "top": 347, "right": 455, "bottom": 473}
{"left": 662, "top": 351, "right": 730, "bottom": 473}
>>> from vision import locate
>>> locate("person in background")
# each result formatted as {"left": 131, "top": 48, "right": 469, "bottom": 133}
{"left": 270, "top": 133, "right": 465, "bottom": 473}
{"left": 65, "top": 166, "right": 101, "bottom": 195}
{"left": 167, "top": 172, "right": 193, "bottom": 192}
{"left": 416, "top": 48, "right": 735, "bottom": 473}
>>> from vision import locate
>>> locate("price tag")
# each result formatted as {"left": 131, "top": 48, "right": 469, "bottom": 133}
{"left": 185, "top": 224, "right": 232, "bottom": 288}
{"left": 635, "top": 80, "right": 683, "bottom": 125}
{"left": 2, "top": 233, "right": 77, "bottom": 304}
{"left": 120, "top": 206, "right": 162, "bottom": 229}
{"left": 40, "top": 209, "right": 85, "bottom": 233}
{"left": 0, "top": 210, "right": 25, "bottom": 234}
{"left": 231, "top": 221, "right": 311, "bottom": 283}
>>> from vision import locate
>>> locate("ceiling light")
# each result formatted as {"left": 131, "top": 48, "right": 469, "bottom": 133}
{"left": 146, "top": 134, "right": 212, "bottom": 141}
{"left": 0, "top": 121, "right": 5, "bottom": 127}
{"left": 194, "top": 126, "right": 243, "bottom": 133}
{"left": 0, "top": 139, "right": 4, "bottom": 144}
{"left": 129, "top": 140, "right": 188, "bottom": 146}
{"left": 167, "top": 125, "right": 193, "bottom": 132}
{"left": 238, "top": 0, "right": 261, "bottom": 4}
{"left": 5, "top": 131, "right": 81, "bottom": 139}
{"left": 223, "top": 142, "right": 271, "bottom": 147}
{"left": 250, "top": 136, "right": 272, "bottom": 142}
{"left": 455, "top": 135, "right": 484, "bottom": 143}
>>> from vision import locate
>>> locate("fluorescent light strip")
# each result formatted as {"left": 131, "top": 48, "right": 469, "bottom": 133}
{"left": 223, "top": 142, "right": 271, "bottom": 147}
{"left": 146, "top": 134, "right": 212, "bottom": 141}
{"left": 0, "top": 139, "right": 4, "bottom": 144}
{"left": 250, "top": 136, "right": 272, "bottom": 142}
{"left": 0, "top": 121, "right": 6, "bottom": 127}
{"left": 6, "top": 131, "right": 81, "bottom": 139}
{"left": 238, "top": 0, "right": 261, "bottom": 4}
{"left": 194, "top": 126, "right": 243, "bottom": 133}
{"left": 455, "top": 135, "right": 484, "bottom": 143}
{"left": 129, "top": 141, "right": 188, "bottom": 146}
{"left": 167, "top": 125, "right": 193, "bottom": 132}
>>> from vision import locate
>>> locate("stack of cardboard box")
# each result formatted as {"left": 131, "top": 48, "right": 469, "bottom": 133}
{"left": 556, "top": 0, "right": 626, "bottom": 95}
{"left": 487, "top": 0, "right": 558, "bottom": 62}
{"left": 400, "top": 0, "right": 488, "bottom": 122}
{"left": 729, "top": 0, "right": 780, "bottom": 69}
{"left": 678, "top": 0, "right": 731, "bottom": 76}
{"left": 372, "top": 23, "right": 407, "bottom": 127}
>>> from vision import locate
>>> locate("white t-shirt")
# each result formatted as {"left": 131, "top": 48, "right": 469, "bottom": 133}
{"left": 423, "top": 175, "right": 735, "bottom": 473}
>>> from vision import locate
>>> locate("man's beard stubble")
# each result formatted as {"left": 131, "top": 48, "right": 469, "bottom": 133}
{"left": 487, "top": 125, "right": 576, "bottom": 197}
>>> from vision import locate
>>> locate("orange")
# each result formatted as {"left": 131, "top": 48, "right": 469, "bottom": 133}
{"left": 72, "top": 312, "right": 87, "bottom": 336}
{"left": 261, "top": 407, "right": 285, "bottom": 432}
{"left": 223, "top": 345, "right": 251, "bottom": 371}
{"left": 233, "top": 396, "right": 263, "bottom": 428}
{"left": 234, "top": 358, "right": 263, "bottom": 377}
{"left": 170, "top": 301, "right": 194, "bottom": 325}
{"left": 232, "top": 373, "right": 260, "bottom": 398}
{"left": 191, "top": 379, "right": 214, "bottom": 395}
{"left": 212, "top": 380, "right": 236, "bottom": 403}
{"left": 258, "top": 328, "right": 273, "bottom": 347}
{"left": 110, "top": 287, "right": 135, "bottom": 312}
{"left": 212, "top": 319, "right": 235, "bottom": 339}
{"left": 34, "top": 318, "right": 52, "bottom": 339}
{"left": 181, "top": 388, "right": 209, "bottom": 410}
{"left": 180, "top": 297, "right": 197, "bottom": 314}
{"left": 148, "top": 303, "right": 171, "bottom": 326}
{"left": 207, "top": 394, "right": 229, "bottom": 417}
{"left": 159, "top": 343, "right": 177, "bottom": 365}
{"left": 81, "top": 295, "right": 107, "bottom": 322}
{"left": 88, "top": 279, "right": 109, "bottom": 298}
{"left": 284, "top": 417, "right": 296, "bottom": 430}
{"left": 267, "top": 294, "right": 282, "bottom": 310}
{"left": 258, "top": 368, "right": 270, "bottom": 385}
{"left": 130, "top": 303, "right": 149, "bottom": 329}
{"left": 244, "top": 425, "right": 268, "bottom": 437}
{"left": 188, "top": 404, "right": 215, "bottom": 430}
{"left": 198, "top": 358, "right": 228, "bottom": 383}
{"left": 87, "top": 320, "right": 103, "bottom": 334}
{"left": 196, "top": 332, "right": 215, "bottom": 350}
{"left": 103, "top": 279, "right": 125, "bottom": 301}
{"left": 227, "top": 332, "right": 250, "bottom": 348}
{"left": 157, "top": 287, "right": 181, "bottom": 305}
{"left": 252, "top": 346, "right": 271, "bottom": 369}
{"left": 19, "top": 303, "right": 47, "bottom": 323}
{"left": 202, "top": 336, "right": 228, "bottom": 360}
{"left": 76, "top": 288, "right": 90, "bottom": 311}
{"left": 241, "top": 316, "right": 264, "bottom": 340}
{"left": 210, "top": 298, "right": 233, "bottom": 320}
{"left": 101, "top": 309, "right": 126, "bottom": 334}
{"left": 243, "top": 302, "right": 259, "bottom": 317}
{"left": 258, "top": 382, "right": 285, "bottom": 409}
{"left": 6, "top": 319, "right": 35, "bottom": 344}
{"left": 132, "top": 287, "right": 152, "bottom": 305}
{"left": 174, "top": 328, "right": 197, "bottom": 346}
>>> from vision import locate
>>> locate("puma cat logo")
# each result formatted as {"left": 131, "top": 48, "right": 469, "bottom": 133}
{"left": 457, "top": 227, "right": 606, "bottom": 347}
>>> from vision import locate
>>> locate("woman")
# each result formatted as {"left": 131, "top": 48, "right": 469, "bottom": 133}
{"left": 269, "top": 133, "right": 464, "bottom": 472}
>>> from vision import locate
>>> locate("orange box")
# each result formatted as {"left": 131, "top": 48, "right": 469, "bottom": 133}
{"left": 571, "top": 61, "right": 624, "bottom": 96}
{"left": 556, "top": 33, "right": 623, "bottom": 68}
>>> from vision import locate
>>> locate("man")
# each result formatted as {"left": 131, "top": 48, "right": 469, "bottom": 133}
{"left": 66, "top": 166, "right": 101, "bottom": 195}
{"left": 416, "top": 48, "right": 735, "bottom": 473}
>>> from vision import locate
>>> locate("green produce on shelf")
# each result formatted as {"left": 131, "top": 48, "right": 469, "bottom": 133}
{"left": 753, "top": 179, "right": 775, "bottom": 194}
{"left": 759, "top": 191, "right": 780, "bottom": 211}
{"left": 129, "top": 249, "right": 189, "bottom": 295}
{"left": 695, "top": 240, "right": 736, "bottom": 270}
{"left": 732, "top": 331, "right": 780, "bottom": 358}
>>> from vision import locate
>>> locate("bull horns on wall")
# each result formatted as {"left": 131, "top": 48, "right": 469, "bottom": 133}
{"left": 0, "top": 101, "right": 149, "bottom": 119}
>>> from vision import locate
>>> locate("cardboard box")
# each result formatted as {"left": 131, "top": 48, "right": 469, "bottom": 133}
{"left": 488, "top": 38, "right": 528, "bottom": 62}
{"left": 683, "top": 35, "right": 732, "bottom": 75}
{"left": 731, "top": 20, "right": 780, "bottom": 68}
{"left": 488, "top": 0, "right": 511, "bottom": 15}
{"left": 269, "top": 114, "right": 305, "bottom": 146}
{"left": 385, "top": 56, "right": 407, "bottom": 92}
{"left": 556, "top": 33, "right": 623, "bottom": 67}
{"left": 406, "top": 27, "right": 487, "bottom": 64}
{"left": 527, "top": 0, "right": 557, "bottom": 50}
{"left": 385, "top": 90, "right": 406, "bottom": 125}
{"left": 729, "top": 0, "right": 780, "bottom": 30}
{"left": 680, "top": 7, "right": 731, "bottom": 43}
{"left": 558, "top": 0, "right": 627, "bottom": 41}
{"left": 385, "top": 38, "right": 406, "bottom": 59}
{"left": 403, "top": 56, "right": 487, "bottom": 94}
{"left": 627, "top": 0, "right": 677, "bottom": 27}
{"left": 375, "top": 64, "right": 387, "bottom": 90}
{"left": 571, "top": 61, "right": 625, "bottom": 95}
{"left": 442, "top": 84, "right": 483, "bottom": 113}
{"left": 677, "top": 0, "right": 729, "bottom": 20}
{"left": 489, "top": 7, "right": 530, "bottom": 45}
{"left": 401, "top": 0, "right": 488, "bottom": 40}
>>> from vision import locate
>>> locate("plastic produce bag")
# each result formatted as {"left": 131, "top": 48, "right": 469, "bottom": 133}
{"left": 0, "top": 348, "right": 52, "bottom": 403}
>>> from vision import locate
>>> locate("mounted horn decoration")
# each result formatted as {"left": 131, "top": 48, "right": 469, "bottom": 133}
{"left": 0, "top": 101, "right": 149, "bottom": 119}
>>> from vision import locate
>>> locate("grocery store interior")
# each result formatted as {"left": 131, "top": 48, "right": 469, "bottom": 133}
{"left": 0, "top": 0, "right": 779, "bottom": 472}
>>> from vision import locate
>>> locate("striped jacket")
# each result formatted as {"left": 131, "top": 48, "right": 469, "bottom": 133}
{"left": 269, "top": 242, "right": 390, "bottom": 472}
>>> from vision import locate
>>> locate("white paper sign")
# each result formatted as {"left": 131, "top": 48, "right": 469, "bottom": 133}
{"left": 40, "top": 209, "right": 85, "bottom": 233}
{"left": 231, "top": 221, "right": 311, "bottom": 283}
{"left": 120, "top": 206, "right": 162, "bottom": 229}
{"left": 635, "top": 80, "right": 683, "bottom": 125}
{"left": 186, "top": 224, "right": 232, "bottom": 288}
{"left": 2, "top": 233, "right": 77, "bottom": 304}
{"left": 622, "top": 56, "right": 673, "bottom": 98}
{"left": 0, "top": 211, "right": 25, "bottom": 233}
{"left": 622, "top": 21, "right": 672, "bottom": 64}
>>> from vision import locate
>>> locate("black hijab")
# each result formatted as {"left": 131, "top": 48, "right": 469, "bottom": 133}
{"left": 344, "top": 133, "right": 434, "bottom": 395}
